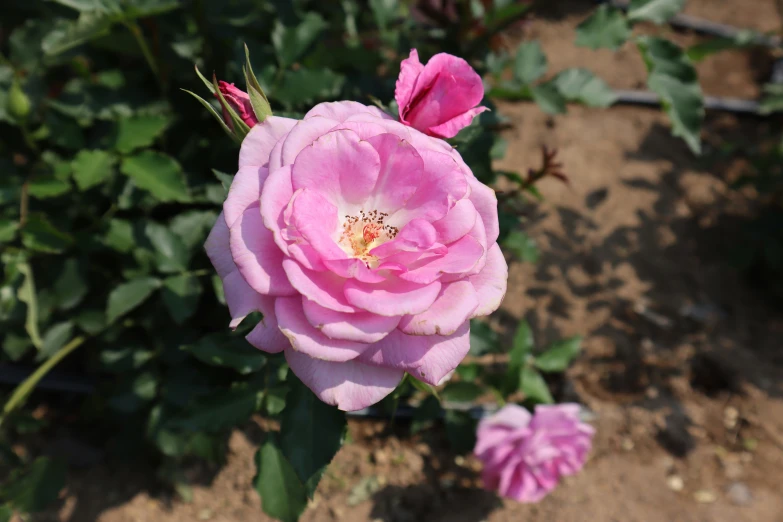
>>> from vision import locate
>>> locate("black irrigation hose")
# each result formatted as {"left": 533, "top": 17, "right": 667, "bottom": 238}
{"left": 601, "top": 0, "right": 782, "bottom": 48}
{"left": 613, "top": 90, "right": 763, "bottom": 115}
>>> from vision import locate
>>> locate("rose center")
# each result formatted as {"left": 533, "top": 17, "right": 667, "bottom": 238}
{"left": 338, "top": 209, "right": 398, "bottom": 265}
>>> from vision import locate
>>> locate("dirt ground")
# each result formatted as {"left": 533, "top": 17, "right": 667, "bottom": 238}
{"left": 29, "top": 1, "right": 783, "bottom": 521}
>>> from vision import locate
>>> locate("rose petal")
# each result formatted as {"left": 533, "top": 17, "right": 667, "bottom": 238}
{"left": 395, "top": 49, "right": 425, "bottom": 115}
{"left": 303, "top": 299, "right": 400, "bottom": 343}
{"left": 364, "top": 133, "right": 423, "bottom": 214}
{"left": 305, "top": 100, "right": 393, "bottom": 122}
{"left": 285, "top": 348, "right": 403, "bottom": 411}
{"left": 245, "top": 296, "right": 289, "bottom": 353}
{"left": 356, "top": 322, "right": 470, "bottom": 385}
{"left": 467, "top": 175, "right": 499, "bottom": 245}
{"left": 271, "top": 117, "right": 339, "bottom": 171}
{"left": 398, "top": 281, "right": 478, "bottom": 336}
{"left": 344, "top": 277, "right": 441, "bottom": 317}
{"left": 230, "top": 203, "right": 296, "bottom": 296}
{"left": 205, "top": 212, "right": 265, "bottom": 328}
{"left": 432, "top": 199, "right": 478, "bottom": 244}
{"left": 238, "top": 116, "right": 297, "bottom": 169}
{"left": 469, "top": 243, "right": 507, "bottom": 317}
{"left": 292, "top": 129, "right": 381, "bottom": 212}
{"left": 427, "top": 106, "right": 488, "bottom": 139}
{"left": 224, "top": 166, "right": 267, "bottom": 229}
{"left": 282, "top": 259, "right": 356, "bottom": 313}
{"left": 275, "top": 297, "right": 367, "bottom": 362}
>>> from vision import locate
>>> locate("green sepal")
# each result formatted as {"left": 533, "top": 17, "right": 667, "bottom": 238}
{"left": 182, "top": 89, "right": 241, "bottom": 144}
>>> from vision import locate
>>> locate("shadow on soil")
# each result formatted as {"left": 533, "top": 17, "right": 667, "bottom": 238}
{"left": 518, "top": 113, "right": 783, "bottom": 459}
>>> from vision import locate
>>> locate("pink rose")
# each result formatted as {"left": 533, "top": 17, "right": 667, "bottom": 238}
{"left": 205, "top": 100, "right": 507, "bottom": 411}
{"left": 474, "top": 404, "right": 594, "bottom": 503}
{"left": 395, "top": 49, "right": 488, "bottom": 139}
{"left": 216, "top": 81, "right": 258, "bottom": 129}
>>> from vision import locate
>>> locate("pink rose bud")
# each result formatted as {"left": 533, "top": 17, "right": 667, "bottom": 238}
{"left": 205, "top": 101, "right": 508, "bottom": 411}
{"left": 475, "top": 404, "right": 594, "bottom": 503}
{"left": 216, "top": 81, "right": 258, "bottom": 129}
{"left": 395, "top": 49, "right": 488, "bottom": 139}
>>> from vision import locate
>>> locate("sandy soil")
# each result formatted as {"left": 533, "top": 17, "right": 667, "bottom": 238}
{"left": 25, "top": 1, "right": 783, "bottom": 521}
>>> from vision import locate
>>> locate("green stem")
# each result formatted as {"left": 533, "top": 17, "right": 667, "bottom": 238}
{"left": 0, "top": 336, "right": 86, "bottom": 428}
{"left": 123, "top": 21, "right": 161, "bottom": 87}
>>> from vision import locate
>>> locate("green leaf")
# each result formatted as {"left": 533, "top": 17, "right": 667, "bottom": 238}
{"left": 213, "top": 169, "right": 233, "bottom": 194}
{"left": 272, "top": 13, "right": 328, "bottom": 68}
{"left": 2, "top": 457, "right": 67, "bottom": 513}
{"left": 628, "top": 0, "right": 686, "bottom": 24}
{"left": 100, "top": 346, "right": 154, "bottom": 372}
{"left": 168, "top": 386, "right": 261, "bottom": 432}
{"left": 0, "top": 504, "right": 12, "bottom": 522}
{"left": 441, "top": 382, "right": 483, "bottom": 404}
{"left": 54, "top": 258, "right": 88, "bottom": 310}
{"left": 686, "top": 31, "right": 758, "bottom": 62}
{"left": 369, "top": 0, "right": 399, "bottom": 31}
{"left": 534, "top": 336, "right": 582, "bottom": 373}
{"left": 170, "top": 210, "right": 218, "bottom": 251}
{"left": 637, "top": 36, "right": 704, "bottom": 154}
{"left": 42, "top": 12, "right": 114, "bottom": 56}
{"left": 144, "top": 222, "right": 189, "bottom": 273}
{"left": 41, "top": 321, "right": 74, "bottom": 358}
{"left": 759, "top": 83, "right": 783, "bottom": 115}
{"left": 71, "top": 150, "right": 116, "bottom": 191}
{"left": 187, "top": 335, "right": 267, "bottom": 375}
{"left": 28, "top": 176, "right": 71, "bottom": 199}
{"left": 0, "top": 219, "right": 18, "bottom": 243}
{"left": 275, "top": 68, "right": 345, "bottom": 108}
{"left": 576, "top": 5, "right": 630, "bottom": 50}
{"left": 103, "top": 219, "right": 134, "bottom": 253}
{"left": 106, "top": 276, "right": 161, "bottom": 323}
{"left": 469, "top": 320, "right": 499, "bottom": 355}
{"left": 162, "top": 274, "right": 202, "bottom": 324}
{"left": 16, "top": 262, "right": 42, "bottom": 350}
{"left": 513, "top": 41, "right": 547, "bottom": 85}
{"left": 21, "top": 215, "right": 73, "bottom": 254}
{"left": 553, "top": 68, "right": 617, "bottom": 108}
{"left": 411, "top": 395, "right": 441, "bottom": 434}
{"left": 444, "top": 410, "right": 477, "bottom": 454}
{"left": 280, "top": 375, "right": 346, "bottom": 498}
{"left": 530, "top": 82, "right": 566, "bottom": 115}
{"left": 504, "top": 320, "right": 534, "bottom": 394}
{"left": 520, "top": 366, "right": 554, "bottom": 404}
{"left": 503, "top": 230, "right": 540, "bottom": 263}
{"left": 120, "top": 151, "right": 189, "bottom": 202}
{"left": 182, "top": 89, "right": 239, "bottom": 143}
{"left": 254, "top": 436, "right": 308, "bottom": 522}
{"left": 113, "top": 114, "right": 170, "bottom": 154}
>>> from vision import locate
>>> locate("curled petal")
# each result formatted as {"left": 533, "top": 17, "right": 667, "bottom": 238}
{"left": 398, "top": 281, "right": 478, "bottom": 336}
{"left": 205, "top": 212, "right": 265, "bottom": 328}
{"left": 303, "top": 299, "right": 400, "bottom": 343}
{"left": 470, "top": 243, "right": 508, "bottom": 317}
{"left": 276, "top": 297, "right": 368, "bottom": 362}
{"left": 229, "top": 204, "right": 295, "bottom": 296}
{"left": 245, "top": 296, "right": 289, "bottom": 353}
{"left": 357, "top": 322, "right": 470, "bottom": 385}
{"left": 344, "top": 277, "right": 441, "bottom": 317}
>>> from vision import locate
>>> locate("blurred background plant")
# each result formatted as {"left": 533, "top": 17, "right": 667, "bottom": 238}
{"left": 0, "top": 0, "right": 752, "bottom": 520}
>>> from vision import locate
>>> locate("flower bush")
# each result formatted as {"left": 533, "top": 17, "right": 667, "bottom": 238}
{"left": 0, "top": 0, "right": 712, "bottom": 520}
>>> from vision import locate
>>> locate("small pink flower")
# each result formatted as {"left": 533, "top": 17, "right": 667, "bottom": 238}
{"left": 474, "top": 404, "right": 594, "bottom": 503}
{"left": 205, "top": 101, "right": 508, "bottom": 411}
{"left": 395, "top": 49, "right": 488, "bottom": 139}
{"left": 216, "top": 81, "right": 257, "bottom": 129}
